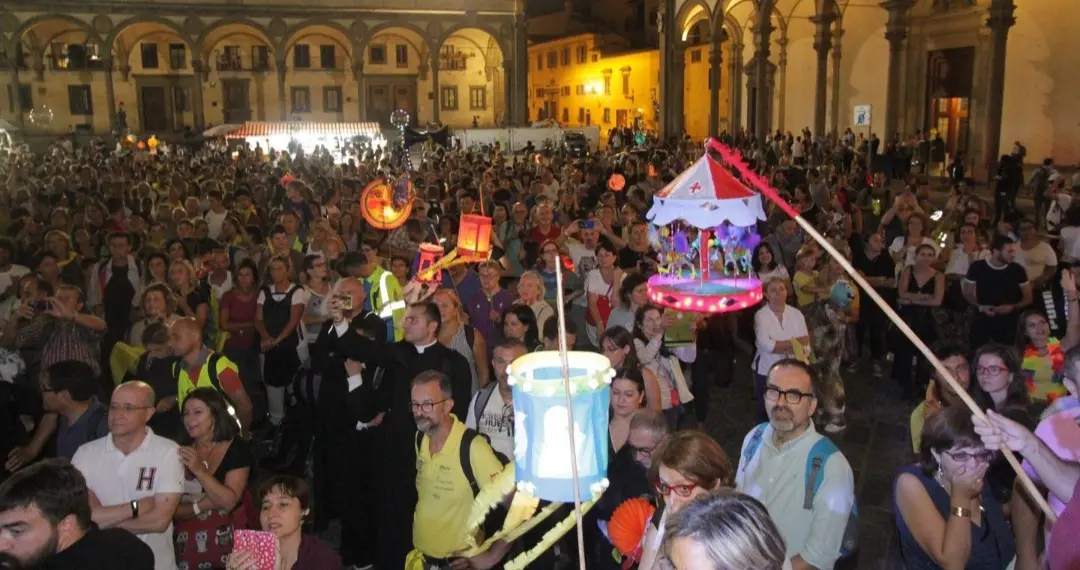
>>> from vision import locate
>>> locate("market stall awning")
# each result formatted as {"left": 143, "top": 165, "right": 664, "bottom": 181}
{"left": 0, "top": 119, "right": 20, "bottom": 132}
{"left": 202, "top": 124, "right": 240, "bottom": 137}
{"left": 221, "top": 122, "right": 382, "bottom": 139}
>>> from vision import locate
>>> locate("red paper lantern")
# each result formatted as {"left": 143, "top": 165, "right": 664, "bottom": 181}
{"left": 359, "top": 179, "right": 412, "bottom": 230}
{"left": 414, "top": 243, "right": 445, "bottom": 283}
{"left": 280, "top": 174, "right": 296, "bottom": 188}
{"left": 609, "top": 498, "right": 655, "bottom": 555}
{"left": 136, "top": 140, "right": 146, "bottom": 150}
{"left": 608, "top": 173, "right": 626, "bottom": 192}
{"left": 457, "top": 214, "right": 493, "bottom": 261}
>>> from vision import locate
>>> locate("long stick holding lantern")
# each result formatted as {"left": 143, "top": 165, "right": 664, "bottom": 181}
{"left": 709, "top": 139, "right": 1057, "bottom": 523}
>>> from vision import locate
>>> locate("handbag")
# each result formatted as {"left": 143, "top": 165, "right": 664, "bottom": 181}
{"left": 587, "top": 279, "right": 615, "bottom": 328}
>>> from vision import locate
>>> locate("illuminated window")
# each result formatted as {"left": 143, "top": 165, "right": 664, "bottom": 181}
{"left": 603, "top": 108, "right": 611, "bottom": 123}
{"left": 469, "top": 86, "right": 486, "bottom": 109}
{"left": 603, "top": 76, "right": 611, "bottom": 96}
{"left": 576, "top": 45, "right": 587, "bottom": 63}
{"left": 324, "top": 86, "right": 342, "bottom": 112}
{"left": 440, "top": 86, "right": 459, "bottom": 110}
{"left": 291, "top": 87, "right": 311, "bottom": 113}
{"left": 560, "top": 47, "right": 570, "bottom": 66}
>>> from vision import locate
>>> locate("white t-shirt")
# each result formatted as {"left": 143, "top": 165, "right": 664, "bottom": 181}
{"left": 1061, "top": 226, "right": 1080, "bottom": 263}
{"left": 204, "top": 209, "right": 228, "bottom": 239}
{"left": 567, "top": 242, "right": 598, "bottom": 307}
{"left": 0, "top": 265, "right": 30, "bottom": 296}
{"left": 1015, "top": 240, "right": 1058, "bottom": 282}
{"left": 945, "top": 247, "right": 991, "bottom": 277}
{"left": 72, "top": 429, "right": 184, "bottom": 570}
{"left": 585, "top": 269, "right": 624, "bottom": 307}
{"left": 466, "top": 387, "right": 514, "bottom": 461}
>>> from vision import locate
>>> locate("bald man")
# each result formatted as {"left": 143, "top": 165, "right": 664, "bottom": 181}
{"left": 72, "top": 382, "right": 184, "bottom": 570}
{"left": 168, "top": 317, "right": 252, "bottom": 431}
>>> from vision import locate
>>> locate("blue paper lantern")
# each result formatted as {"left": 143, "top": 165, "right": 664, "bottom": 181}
{"left": 829, "top": 279, "right": 855, "bottom": 309}
{"left": 509, "top": 351, "right": 614, "bottom": 503}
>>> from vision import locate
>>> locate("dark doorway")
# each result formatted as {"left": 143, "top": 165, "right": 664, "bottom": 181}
{"left": 140, "top": 86, "right": 168, "bottom": 132}
{"left": 926, "top": 46, "right": 975, "bottom": 160}
{"left": 222, "top": 79, "right": 251, "bottom": 124}
{"left": 367, "top": 80, "right": 416, "bottom": 127}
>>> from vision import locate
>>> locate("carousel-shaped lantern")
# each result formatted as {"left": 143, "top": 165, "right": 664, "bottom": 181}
{"left": 413, "top": 243, "right": 445, "bottom": 284}
{"left": 457, "top": 214, "right": 493, "bottom": 262}
{"left": 507, "top": 350, "right": 613, "bottom": 502}
{"left": 645, "top": 147, "right": 767, "bottom": 314}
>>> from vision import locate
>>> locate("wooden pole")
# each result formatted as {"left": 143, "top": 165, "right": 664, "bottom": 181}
{"left": 711, "top": 139, "right": 1058, "bottom": 523}
{"left": 553, "top": 255, "right": 588, "bottom": 570}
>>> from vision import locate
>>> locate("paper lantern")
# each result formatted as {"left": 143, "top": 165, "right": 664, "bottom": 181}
{"left": 413, "top": 243, "right": 445, "bottom": 284}
{"left": 608, "top": 498, "right": 655, "bottom": 555}
{"left": 280, "top": 174, "right": 296, "bottom": 188}
{"left": 508, "top": 351, "right": 614, "bottom": 502}
{"left": 136, "top": 140, "right": 146, "bottom": 150}
{"left": 457, "top": 214, "right": 493, "bottom": 262}
{"left": 147, "top": 135, "right": 159, "bottom": 149}
{"left": 359, "top": 179, "right": 412, "bottom": 230}
{"left": 608, "top": 173, "right": 626, "bottom": 192}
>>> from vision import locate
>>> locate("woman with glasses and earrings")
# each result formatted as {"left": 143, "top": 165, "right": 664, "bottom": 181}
{"left": 639, "top": 431, "right": 733, "bottom": 570}
{"left": 970, "top": 342, "right": 1035, "bottom": 507}
{"left": 893, "top": 406, "right": 1015, "bottom": 569}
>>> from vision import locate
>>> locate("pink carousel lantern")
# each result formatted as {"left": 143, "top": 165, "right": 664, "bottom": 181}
{"left": 644, "top": 148, "right": 767, "bottom": 314}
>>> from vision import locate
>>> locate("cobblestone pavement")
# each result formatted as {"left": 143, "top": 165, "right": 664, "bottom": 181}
{"left": 702, "top": 353, "right": 910, "bottom": 570}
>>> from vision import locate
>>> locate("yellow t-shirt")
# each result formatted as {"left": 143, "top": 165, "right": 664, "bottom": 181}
{"left": 793, "top": 270, "right": 818, "bottom": 307}
{"left": 413, "top": 416, "right": 505, "bottom": 558}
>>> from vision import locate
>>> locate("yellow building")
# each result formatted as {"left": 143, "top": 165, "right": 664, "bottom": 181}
{"left": 526, "top": 32, "right": 730, "bottom": 142}
{"left": 0, "top": 0, "right": 529, "bottom": 136}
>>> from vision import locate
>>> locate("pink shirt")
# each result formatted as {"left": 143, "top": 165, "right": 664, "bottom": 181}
{"left": 1050, "top": 477, "right": 1080, "bottom": 569}
{"left": 1023, "top": 399, "right": 1080, "bottom": 514}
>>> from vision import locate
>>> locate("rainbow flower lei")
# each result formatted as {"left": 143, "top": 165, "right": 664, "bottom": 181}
{"left": 1022, "top": 337, "right": 1068, "bottom": 404}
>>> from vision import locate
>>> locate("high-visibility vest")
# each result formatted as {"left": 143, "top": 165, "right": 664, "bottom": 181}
{"left": 173, "top": 351, "right": 238, "bottom": 408}
{"left": 369, "top": 267, "right": 406, "bottom": 341}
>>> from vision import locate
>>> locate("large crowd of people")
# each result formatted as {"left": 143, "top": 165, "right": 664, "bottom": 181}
{"left": 0, "top": 126, "right": 1077, "bottom": 570}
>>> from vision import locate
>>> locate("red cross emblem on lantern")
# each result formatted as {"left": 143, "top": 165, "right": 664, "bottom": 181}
{"left": 689, "top": 182, "right": 703, "bottom": 195}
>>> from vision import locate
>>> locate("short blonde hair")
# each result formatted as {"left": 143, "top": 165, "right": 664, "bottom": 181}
{"left": 517, "top": 270, "right": 547, "bottom": 301}
{"left": 664, "top": 489, "right": 787, "bottom": 570}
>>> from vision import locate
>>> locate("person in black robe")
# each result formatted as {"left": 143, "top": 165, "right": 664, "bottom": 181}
{"left": 321, "top": 281, "right": 471, "bottom": 570}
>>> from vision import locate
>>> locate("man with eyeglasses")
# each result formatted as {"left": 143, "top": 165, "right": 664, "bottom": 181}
{"left": 71, "top": 381, "right": 184, "bottom": 570}
{"left": 735, "top": 359, "right": 855, "bottom": 570}
{"left": 411, "top": 370, "right": 508, "bottom": 570}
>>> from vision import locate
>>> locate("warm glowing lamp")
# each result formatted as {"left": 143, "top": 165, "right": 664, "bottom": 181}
{"left": 413, "top": 243, "right": 445, "bottom": 284}
{"left": 136, "top": 140, "right": 146, "bottom": 150}
{"left": 608, "top": 174, "right": 626, "bottom": 192}
{"left": 508, "top": 351, "right": 613, "bottom": 503}
{"left": 457, "top": 214, "right": 493, "bottom": 261}
{"left": 359, "top": 179, "right": 412, "bottom": 230}
{"left": 147, "top": 135, "right": 159, "bottom": 149}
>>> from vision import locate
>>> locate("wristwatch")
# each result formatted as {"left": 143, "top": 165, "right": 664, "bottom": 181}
{"left": 130, "top": 499, "right": 140, "bottom": 519}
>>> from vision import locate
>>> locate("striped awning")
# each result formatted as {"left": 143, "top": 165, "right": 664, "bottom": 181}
{"left": 222, "top": 122, "right": 382, "bottom": 139}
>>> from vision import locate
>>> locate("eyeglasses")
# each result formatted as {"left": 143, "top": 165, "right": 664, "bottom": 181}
{"left": 976, "top": 365, "right": 1008, "bottom": 376}
{"left": 764, "top": 386, "right": 814, "bottom": 405}
{"left": 946, "top": 450, "right": 996, "bottom": 464}
{"left": 410, "top": 399, "right": 449, "bottom": 413}
{"left": 627, "top": 443, "right": 656, "bottom": 459}
{"left": 654, "top": 480, "right": 698, "bottom": 498}
{"left": 109, "top": 404, "right": 153, "bottom": 414}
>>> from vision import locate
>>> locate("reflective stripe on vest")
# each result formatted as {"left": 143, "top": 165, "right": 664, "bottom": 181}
{"left": 177, "top": 354, "right": 236, "bottom": 407}
{"left": 376, "top": 270, "right": 404, "bottom": 318}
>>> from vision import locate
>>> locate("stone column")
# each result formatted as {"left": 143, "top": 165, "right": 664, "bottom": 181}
{"left": 777, "top": 36, "right": 788, "bottom": 133}
{"left": 353, "top": 60, "right": 365, "bottom": 121}
{"left": 275, "top": 57, "right": 287, "bottom": 120}
{"left": 503, "top": 60, "right": 513, "bottom": 127}
{"left": 103, "top": 57, "right": 117, "bottom": 133}
{"left": 729, "top": 42, "right": 743, "bottom": 132}
{"left": 658, "top": 0, "right": 683, "bottom": 137}
{"left": 190, "top": 59, "right": 205, "bottom": 130}
{"left": 811, "top": 14, "right": 836, "bottom": 137}
{"left": 708, "top": 38, "right": 723, "bottom": 138}
{"left": 513, "top": 16, "right": 529, "bottom": 126}
{"left": 752, "top": 0, "right": 774, "bottom": 144}
{"left": 430, "top": 53, "right": 441, "bottom": 126}
{"left": 830, "top": 30, "right": 843, "bottom": 136}
{"left": 882, "top": 0, "right": 914, "bottom": 142}
{"left": 11, "top": 60, "right": 24, "bottom": 129}
{"left": 981, "top": 0, "right": 1015, "bottom": 179}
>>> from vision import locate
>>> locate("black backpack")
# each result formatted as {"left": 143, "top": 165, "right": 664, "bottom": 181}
{"left": 415, "top": 428, "right": 483, "bottom": 497}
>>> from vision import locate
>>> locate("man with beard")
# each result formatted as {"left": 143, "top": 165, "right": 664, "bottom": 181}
{"left": 734, "top": 359, "right": 855, "bottom": 570}
{"left": 0, "top": 459, "right": 153, "bottom": 569}
{"left": 410, "top": 370, "right": 508, "bottom": 570}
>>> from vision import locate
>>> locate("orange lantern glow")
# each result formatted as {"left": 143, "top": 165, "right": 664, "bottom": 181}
{"left": 457, "top": 214, "right": 493, "bottom": 261}
{"left": 359, "top": 179, "right": 413, "bottom": 230}
{"left": 414, "top": 243, "right": 445, "bottom": 283}
{"left": 147, "top": 135, "right": 159, "bottom": 149}
{"left": 608, "top": 173, "right": 626, "bottom": 192}
{"left": 136, "top": 140, "right": 146, "bottom": 150}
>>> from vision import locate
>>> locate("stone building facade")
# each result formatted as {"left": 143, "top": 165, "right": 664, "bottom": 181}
{"left": 0, "top": 0, "right": 528, "bottom": 135}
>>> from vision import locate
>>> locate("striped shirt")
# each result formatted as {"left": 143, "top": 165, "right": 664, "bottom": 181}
{"left": 15, "top": 316, "right": 103, "bottom": 380}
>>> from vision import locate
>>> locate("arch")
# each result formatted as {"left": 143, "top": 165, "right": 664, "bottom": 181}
{"left": 281, "top": 18, "right": 355, "bottom": 54}
{"left": 720, "top": 13, "right": 745, "bottom": 45}
{"left": 15, "top": 14, "right": 101, "bottom": 46}
{"left": 436, "top": 23, "right": 505, "bottom": 57}
{"left": 196, "top": 17, "right": 275, "bottom": 57}
{"left": 725, "top": 0, "right": 788, "bottom": 35}
{"left": 675, "top": 0, "right": 714, "bottom": 43}
{"left": 105, "top": 15, "right": 194, "bottom": 56}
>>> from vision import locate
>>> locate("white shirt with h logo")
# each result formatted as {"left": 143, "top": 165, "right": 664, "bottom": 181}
{"left": 72, "top": 427, "right": 184, "bottom": 570}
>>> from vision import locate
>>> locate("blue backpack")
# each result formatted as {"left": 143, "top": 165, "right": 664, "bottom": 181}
{"left": 742, "top": 423, "right": 859, "bottom": 558}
